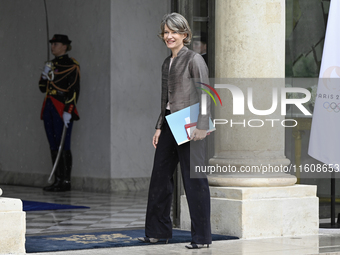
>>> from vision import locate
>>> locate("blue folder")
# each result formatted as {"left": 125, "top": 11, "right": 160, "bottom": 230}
{"left": 165, "top": 103, "right": 216, "bottom": 145}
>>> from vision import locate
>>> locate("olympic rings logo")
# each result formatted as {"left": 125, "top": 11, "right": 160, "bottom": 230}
{"left": 323, "top": 102, "right": 340, "bottom": 113}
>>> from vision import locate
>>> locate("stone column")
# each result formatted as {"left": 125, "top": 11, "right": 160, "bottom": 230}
{"left": 209, "top": 0, "right": 295, "bottom": 186}
{"left": 181, "top": 0, "right": 319, "bottom": 238}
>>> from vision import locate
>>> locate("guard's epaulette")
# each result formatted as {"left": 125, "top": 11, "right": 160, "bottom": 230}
{"left": 71, "top": 58, "right": 80, "bottom": 66}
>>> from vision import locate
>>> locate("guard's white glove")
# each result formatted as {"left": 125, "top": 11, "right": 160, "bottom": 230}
{"left": 63, "top": 112, "right": 72, "bottom": 128}
{"left": 41, "top": 63, "right": 52, "bottom": 80}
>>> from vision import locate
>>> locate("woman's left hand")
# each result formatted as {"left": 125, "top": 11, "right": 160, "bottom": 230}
{"left": 191, "top": 128, "right": 207, "bottom": 141}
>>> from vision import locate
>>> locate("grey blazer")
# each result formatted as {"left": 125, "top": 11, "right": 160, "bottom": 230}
{"left": 155, "top": 46, "right": 211, "bottom": 130}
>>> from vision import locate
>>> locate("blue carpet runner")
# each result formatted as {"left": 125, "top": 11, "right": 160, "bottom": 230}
{"left": 22, "top": 200, "right": 90, "bottom": 211}
{"left": 26, "top": 229, "right": 238, "bottom": 252}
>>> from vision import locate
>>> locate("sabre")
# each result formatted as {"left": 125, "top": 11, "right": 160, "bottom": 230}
{"left": 43, "top": 0, "right": 50, "bottom": 61}
{"left": 48, "top": 125, "right": 67, "bottom": 183}
{"left": 43, "top": 0, "right": 62, "bottom": 184}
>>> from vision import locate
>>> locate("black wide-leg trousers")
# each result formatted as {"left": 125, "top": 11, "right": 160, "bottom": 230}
{"left": 145, "top": 113, "right": 212, "bottom": 244}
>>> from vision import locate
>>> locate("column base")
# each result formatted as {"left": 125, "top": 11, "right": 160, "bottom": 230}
{"left": 208, "top": 173, "right": 297, "bottom": 187}
{"left": 0, "top": 197, "right": 26, "bottom": 254}
{"left": 208, "top": 155, "right": 295, "bottom": 187}
{"left": 181, "top": 185, "right": 318, "bottom": 239}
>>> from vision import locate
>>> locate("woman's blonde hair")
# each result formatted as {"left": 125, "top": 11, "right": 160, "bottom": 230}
{"left": 159, "top": 13, "right": 192, "bottom": 45}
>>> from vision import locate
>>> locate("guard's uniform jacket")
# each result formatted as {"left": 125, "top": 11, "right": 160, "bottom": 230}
{"left": 39, "top": 54, "right": 80, "bottom": 120}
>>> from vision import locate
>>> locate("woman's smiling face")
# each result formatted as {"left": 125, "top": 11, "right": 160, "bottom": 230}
{"left": 163, "top": 24, "right": 187, "bottom": 52}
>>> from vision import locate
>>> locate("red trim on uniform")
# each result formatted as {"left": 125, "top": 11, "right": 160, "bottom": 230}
{"left": 40, "top": 97, "right": 47, "bottom": 120}
{"left": 50, "top": 97, "right": 65, "bottom": 119}
{"left": 40, "top": 96, "right": 79, "bottom": 120}
{"left": 68, "top": 105, "right": 74, "bottom": 114}
{"left": 73, "top": 107, "right": 79, "bottom": 116}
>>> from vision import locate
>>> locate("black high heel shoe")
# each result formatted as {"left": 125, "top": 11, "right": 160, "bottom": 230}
{"left": 185, "top": 243, "right": 210, "bottom": 249}
{"left": 138, "top": 237, "right": 169, "bottom": 244}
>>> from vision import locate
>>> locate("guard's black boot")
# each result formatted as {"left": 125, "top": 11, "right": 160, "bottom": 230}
{"left": 60, "top": 150, "right": 72, "bottom": 191}
{"left": 43, "top": 176, "right": 64, "bottom": 191}
{"left": 43, "top": 150, "right": 63, "bottom": 191}
{"left": 44, "top": 151, "right": 72, "bottom": 192}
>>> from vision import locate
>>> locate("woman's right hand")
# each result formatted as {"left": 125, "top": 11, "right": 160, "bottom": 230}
{"left": 152, "top": 129, "right": 162, "bottom": 148}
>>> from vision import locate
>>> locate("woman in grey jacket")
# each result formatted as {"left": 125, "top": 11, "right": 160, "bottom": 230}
{"left": 139, "top": 13, "right": 212, "bottom": 249}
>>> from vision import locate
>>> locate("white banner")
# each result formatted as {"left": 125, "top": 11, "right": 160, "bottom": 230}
{"left": 308, "top": 0, "right": 340, "bottom": 167}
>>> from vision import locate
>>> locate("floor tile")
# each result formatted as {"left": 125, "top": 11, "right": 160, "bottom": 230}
{"left": 1, "top": 185, "right": 148, "bottom": 235}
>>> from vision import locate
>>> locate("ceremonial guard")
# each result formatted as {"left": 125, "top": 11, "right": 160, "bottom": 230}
{"left": 39, "top": 34, "right": 80, "bottom": 192}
